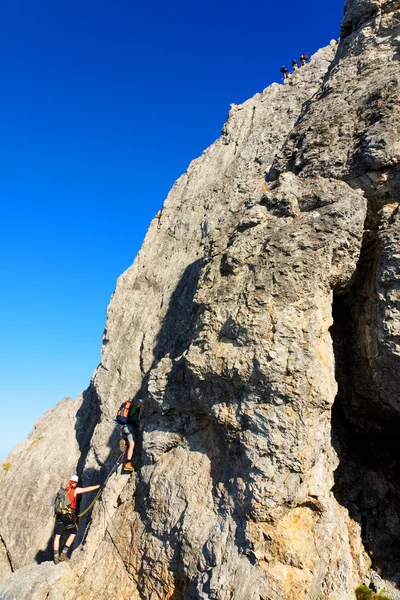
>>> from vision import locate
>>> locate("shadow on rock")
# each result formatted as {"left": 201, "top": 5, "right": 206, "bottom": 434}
{"left": 154, "top": 258, "right": 204, "bottom": 362}
{"left": 75, "top": 383, "right": 102, "bottom": 475}
{"left": 330, "top": 292, "right": 400, "bottom": 584}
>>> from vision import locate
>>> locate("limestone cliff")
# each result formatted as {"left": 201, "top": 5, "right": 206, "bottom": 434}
{"left": 1, "top": 1, "right": 400, "bottom": 598}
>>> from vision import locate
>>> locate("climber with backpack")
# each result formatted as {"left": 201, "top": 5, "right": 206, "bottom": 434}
{"left": 52, "top": 474, "right": 103, "bottom": 564}
{"left": 116, "top": 398, "right": 142, "bottom": 473}
{"left": 280, "top": 66, "right": 289, "bottom": 81}
{"left": 299, "top": 53, "right": 308, "bottom": 66}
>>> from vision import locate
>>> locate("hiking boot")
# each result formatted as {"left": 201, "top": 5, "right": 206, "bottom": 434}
{"left": 123, "top": 461, "right": 134, "bottom": 472}
{"left": 119, "top": 439, "right": 126, "bottom": 453}
{"left": 53, "top": 554, "right": 59, "bottom": 565}
{"left": 59, "top": 552, "right": 70, "bottom": 562}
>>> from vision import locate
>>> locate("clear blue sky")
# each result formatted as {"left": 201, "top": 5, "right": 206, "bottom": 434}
{"left": 0, "top": 0, "right": 345, "bottom": 460}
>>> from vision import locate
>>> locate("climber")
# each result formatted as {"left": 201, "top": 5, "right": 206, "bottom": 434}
{"left": 292, "top": 59, "right": 299, "bottom": 70}
{"left": 280, "top": 66, "right": 289, "bottom": 80}
{"left": 117, "top": 399, "right": 142, "bottom": 473}
{"left": 53, "top": 475, "right": 102, "bottom": 564}
{"left": 299, "top": 53, "right": 308, "bottom": 66}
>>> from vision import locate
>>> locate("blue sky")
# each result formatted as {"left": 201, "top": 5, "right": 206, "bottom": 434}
{"left": 0, "top": 0, "right": 345, "bottom": 460}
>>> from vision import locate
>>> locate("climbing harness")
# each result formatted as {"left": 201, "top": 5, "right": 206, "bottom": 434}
{"left": 65, "top": 513, "right": 77, "bottom": 530}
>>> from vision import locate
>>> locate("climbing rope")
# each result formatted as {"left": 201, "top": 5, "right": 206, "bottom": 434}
{"left": 99, "top": 491, "right": 187, "bottom": 599}
{"left": 77, "top": 447, "right": 127, "bottom": 518}
{"left": 77, "top": 486, "right": 103, "bottom": 518}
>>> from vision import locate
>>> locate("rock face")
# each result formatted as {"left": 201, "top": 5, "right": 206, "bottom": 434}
{"left": 1, "top": 0, "right": 400, "bottom": 598}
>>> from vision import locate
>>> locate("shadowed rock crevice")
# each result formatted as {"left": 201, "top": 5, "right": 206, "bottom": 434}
{"left": 332, "top": 401, "right": 400, "bottom": 582}
{"left": 331, "top": 225, "right": 400, "bottom": 584}
{"left": 154, "top": 258, "right": 205, "bottom": 362}
{"left": 75, "top": 383, "right": 102, "bottom": 476}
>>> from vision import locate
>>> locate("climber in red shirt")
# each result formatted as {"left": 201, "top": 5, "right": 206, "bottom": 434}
{"left": 53, "top": 475, "right": 102, "bottom": 564}
{"left": 299, "top": 53, "right": 308, "bottom": 66}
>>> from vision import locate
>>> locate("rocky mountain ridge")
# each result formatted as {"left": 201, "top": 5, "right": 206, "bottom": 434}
{"left": 1, "top": 0, "right": 400, "bottom": 598}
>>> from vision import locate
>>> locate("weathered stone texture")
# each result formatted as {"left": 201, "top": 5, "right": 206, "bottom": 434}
{"left": 1, "top": 0, "right": 400, "bottom": 598}
{"left": 0, "top": 562, "right": 73, "bottom": 600}
{"left": 83, "top": 41, "right": 337, "bottom": 473}
{"left": 272, "top": 0, "right": 400, "bottom": 203}
{"left": 133, "top": 174, "right": 368, "bottom": 600}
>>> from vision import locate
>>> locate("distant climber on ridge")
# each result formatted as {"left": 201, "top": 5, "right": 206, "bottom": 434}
{"left": 292, "top": 59, "right": 299, "bottom": 70}
{"left": 52, "top": 475, "right": 102, "bottom": 563}
{"left": 280, "top": 66, "right": 289, "bottom": 81}
{"left": 299, "top": 53, "right": 308, "bottom": 66}
{"left": 116, "top": 398, "right": 142, "bottom": 472}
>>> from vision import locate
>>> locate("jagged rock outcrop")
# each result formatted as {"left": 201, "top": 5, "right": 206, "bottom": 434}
{"left": 1, "top": 1, "right": 400, "bottom": 598}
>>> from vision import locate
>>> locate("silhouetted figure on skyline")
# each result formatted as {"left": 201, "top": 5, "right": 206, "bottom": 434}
{"left": 280, "top": 66, "right": 289, "bottom": 80}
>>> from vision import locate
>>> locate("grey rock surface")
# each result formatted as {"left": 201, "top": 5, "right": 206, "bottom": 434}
{"left": 0, "top": 562, "right": 72, "bottom": 600}
{"left": 273, "top": 0, "right": 400, "bottom": 197}
{"left": 88, "top": 40, "right": 338, "bottom": 467}
{"left": 1, "top": 0, "right": 400, "bottom": 598}
{"left": 129, "top": 173, "right": 368, "bottom": 600}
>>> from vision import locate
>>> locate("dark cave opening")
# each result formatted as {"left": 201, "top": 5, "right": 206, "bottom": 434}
{"left": 330, "top": 292, "right": 400, "bottom": 582}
